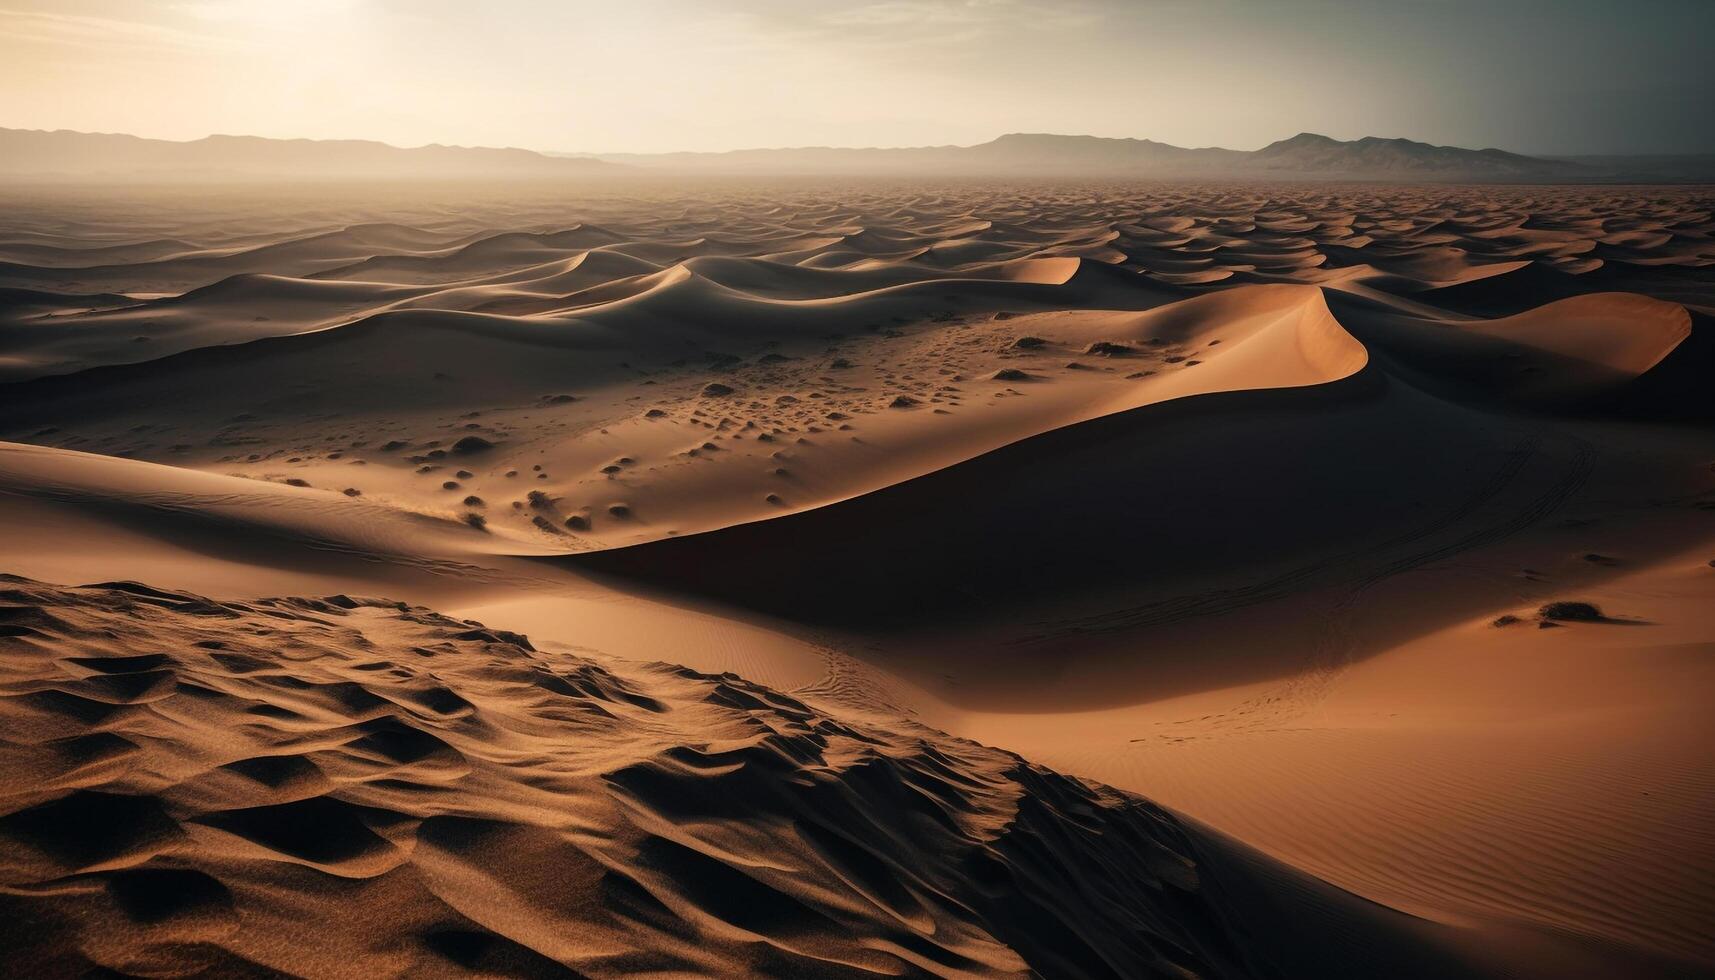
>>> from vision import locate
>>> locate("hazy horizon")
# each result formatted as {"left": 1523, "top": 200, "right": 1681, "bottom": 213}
{"left": 14, "top": 125, "right": 1698, "bottom": 161}
{"left": 2, "top": 0, "right": 1711, "bottom": 157}
{"left": 3, "top": 4, "right": 1714, "bottom": 976}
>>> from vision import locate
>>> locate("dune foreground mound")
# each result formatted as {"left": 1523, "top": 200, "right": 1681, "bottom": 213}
{"left": 1, "top": 179, "right": 1712, "bottom": 978}
{"left": 0, "top": 575, "right": 1490, "bottom": 979}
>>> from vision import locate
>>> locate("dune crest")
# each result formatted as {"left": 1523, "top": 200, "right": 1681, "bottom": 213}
{"left": 1, "top": 178, "right": 1712, "bottom": 978}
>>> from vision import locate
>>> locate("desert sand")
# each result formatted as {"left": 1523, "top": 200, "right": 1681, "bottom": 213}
{"left": 1, "top": 178, "right": 1711, "bottom": 978}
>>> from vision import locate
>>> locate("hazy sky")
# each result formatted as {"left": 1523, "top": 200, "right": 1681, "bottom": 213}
{"left": 1, "top": 0, "right": 1710, "bottom": 155}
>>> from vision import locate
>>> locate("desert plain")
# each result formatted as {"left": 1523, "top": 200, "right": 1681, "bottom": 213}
{"left": 0, "top": 177, "right": 1711, "bottom": 978}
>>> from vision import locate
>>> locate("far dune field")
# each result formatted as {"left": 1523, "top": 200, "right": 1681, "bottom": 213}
{"left": 1, "top": 178, "right": 1711, "bottom": 979}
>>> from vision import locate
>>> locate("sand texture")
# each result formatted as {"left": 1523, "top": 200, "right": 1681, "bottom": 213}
{"left": 1, "top": 179, "right": 1712, "bottom": 978}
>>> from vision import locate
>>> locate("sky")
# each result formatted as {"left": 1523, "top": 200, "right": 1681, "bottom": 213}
{"left": 1, "top": 0, "right": 1710, "bottom": 156}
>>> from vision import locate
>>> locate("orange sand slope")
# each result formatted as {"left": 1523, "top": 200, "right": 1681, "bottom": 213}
{"left": 1, "top": 180, "right": 1712, "bottom": 978}
{"left": 0, "top": 576, "right": 1491, "bottom": 979}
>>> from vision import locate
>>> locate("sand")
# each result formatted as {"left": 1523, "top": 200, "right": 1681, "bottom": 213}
{"left": 1, "top": 178, "right": 1711, "bottom": 978}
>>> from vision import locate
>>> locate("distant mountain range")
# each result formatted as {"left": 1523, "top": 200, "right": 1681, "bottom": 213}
{"left": 3, "top": 127, "right": 1710, "bottom": 183}
{"left": 598, "top": 132, "right": 1711, "bottom": 181}
{"left": 0, "top": 128, "right": 618, "bottom": 181}
{"left": 597, "top": 131, "right": 1569, "bottom": 179}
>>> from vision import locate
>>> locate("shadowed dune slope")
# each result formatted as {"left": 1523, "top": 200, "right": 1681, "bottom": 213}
{"left": 2, "top": 181, "right": 1713, "bottom": 978}
{"left": 0, "top": 575, "right": 1494, "bottom": 979}
{"left": 567, "top": 283, "right": 1380, "bottom": 619}
{"left": 564, "top": 289, "right": 1712, "bottom": 733}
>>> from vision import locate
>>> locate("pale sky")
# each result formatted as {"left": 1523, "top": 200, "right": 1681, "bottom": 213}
{"left": 1, "top": 0, "right": 1709, "bottom": 155}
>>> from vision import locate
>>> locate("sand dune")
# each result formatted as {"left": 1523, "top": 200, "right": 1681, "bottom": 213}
{"left": 1, "top": 574, "right": 1521, "bottom": 979}
{"left": 1333, "top": 291, "right": 1693, "bottom": 407}
{"left": 2, "top": 179, "right": 1712, "bottom": 977}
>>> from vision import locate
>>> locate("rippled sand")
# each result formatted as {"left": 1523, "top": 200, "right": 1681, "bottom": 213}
{"left": 1, "top": 179, "right": 1711, "bottom": 978}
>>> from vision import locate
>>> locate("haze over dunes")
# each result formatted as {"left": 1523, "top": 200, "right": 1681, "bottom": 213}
{"left": 3, "top": 1, "right": 1710, "bottom": 157}
{"left": 0, "top": 128, "right": 619, "bottom": 182}
{"left": 595, "top": 132, "right": 1606, "bottom": 180}
{"left": 8, "top": 126, "right": 1715, "bottom": 183}
{"left": 4, "top": 1, "right": 1715, "bottom": 977}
